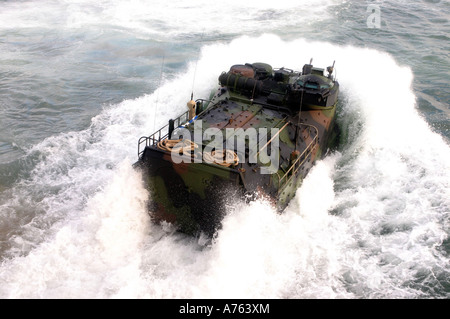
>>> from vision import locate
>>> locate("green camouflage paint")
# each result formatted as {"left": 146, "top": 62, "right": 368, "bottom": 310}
{"left": 135, "top": 61, "right": 340, "bottom": 236}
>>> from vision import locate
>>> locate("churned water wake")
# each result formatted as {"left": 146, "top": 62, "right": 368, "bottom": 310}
{"left": 0, "top": 0, "right": 448, "bottom": 299}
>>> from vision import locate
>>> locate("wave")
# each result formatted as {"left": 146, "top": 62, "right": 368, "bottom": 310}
{"left": 0, "top": 0, "right": 339, "bottom": 36}
{"left": 0, "top": 34, "right": 449, "bottom": 298}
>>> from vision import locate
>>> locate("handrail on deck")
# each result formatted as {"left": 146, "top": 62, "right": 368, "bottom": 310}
{"left": 138, "top": 110, "right": 190, "bottom": 158}
{"left": 275, "top": 123, "right": 319, "bottom": 193}
{"left": 137, "top": 98, "right": 217, "bottom": 159}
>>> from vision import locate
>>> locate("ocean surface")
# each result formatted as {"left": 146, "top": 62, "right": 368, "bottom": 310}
{"left": 0, "top": 0, "right": 449, "bottom": 299}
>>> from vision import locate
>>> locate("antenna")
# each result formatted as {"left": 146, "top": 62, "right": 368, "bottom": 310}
{"left": 190, "top": 30, "right": 205, "bottom": 100}
{"left": 250, "top": 79, "right": 258, "bottom": 105}
{"left": 153, "top": 55, "right": 165, "bottom": 131}
{"left": 191, "top": 53, "right": 199, "bottom": 99}
{"left": 294, "top": 81, "right": 305, "bottom": 151}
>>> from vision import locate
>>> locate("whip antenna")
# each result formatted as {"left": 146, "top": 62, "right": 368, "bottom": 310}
{"left": 153, "top": 55, "right": 165, "bottom": 131}
{"left": 190, "top": 31, "right": 205, "bottom": 99}
{"left": 191, "top": 54, "right": 199, "bottom": 99}
{"left": 294, "top": 82, "right": 305, "bottom": 151}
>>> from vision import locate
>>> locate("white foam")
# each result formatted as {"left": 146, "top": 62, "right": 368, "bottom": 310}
{"left": 0, "top": 161, "right": 151, "bottom": 298}
{"left": 0, "top": 0, "right": 338, "bottom": 36}
{"left": 1, "top": 33, "right": 449, "bottom": 298}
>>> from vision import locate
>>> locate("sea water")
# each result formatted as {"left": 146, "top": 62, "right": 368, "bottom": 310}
{"left": 0, "top": 0, "right": 449, "bottom": 298}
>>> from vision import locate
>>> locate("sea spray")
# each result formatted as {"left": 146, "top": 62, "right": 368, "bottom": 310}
{"left": 0, "top": 161, "right": 150, "bottom": 298}
{"left": 0, "top": 31, "right": 448, "bottom": 298}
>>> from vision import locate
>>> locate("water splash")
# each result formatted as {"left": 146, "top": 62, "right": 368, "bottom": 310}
{"left": 0, "top": 31, "right": 448, "bottom": 298}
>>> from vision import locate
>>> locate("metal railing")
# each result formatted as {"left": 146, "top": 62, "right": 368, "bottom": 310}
{"left": 138, "top": 102, "right": 319, "bottom": 194}
{"left": 275, "top": 123, "right": 319, "bottom": 193}
{"left": 137, "top": 99, "right": 216, "bottom": 158}
{"left": 138, "top": 110, "right": 190, "bottom": 158}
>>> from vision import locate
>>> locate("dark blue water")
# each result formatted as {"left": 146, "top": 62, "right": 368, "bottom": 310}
{"left": 0, "top": 0, "right": 448, "bottom": 298}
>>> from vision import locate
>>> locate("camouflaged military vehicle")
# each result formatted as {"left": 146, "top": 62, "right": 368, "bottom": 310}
{"left": 135, "top": 60, "right": 339, "bottom": 236}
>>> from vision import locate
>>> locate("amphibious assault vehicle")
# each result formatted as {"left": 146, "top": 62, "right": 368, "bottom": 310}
{"left": 135, "top": 60, "right": 339, "bottom": 236}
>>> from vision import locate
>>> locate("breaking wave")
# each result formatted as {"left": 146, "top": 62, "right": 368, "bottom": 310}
{"left": 0, "top": 17, "right": 448, "bottom": 298}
